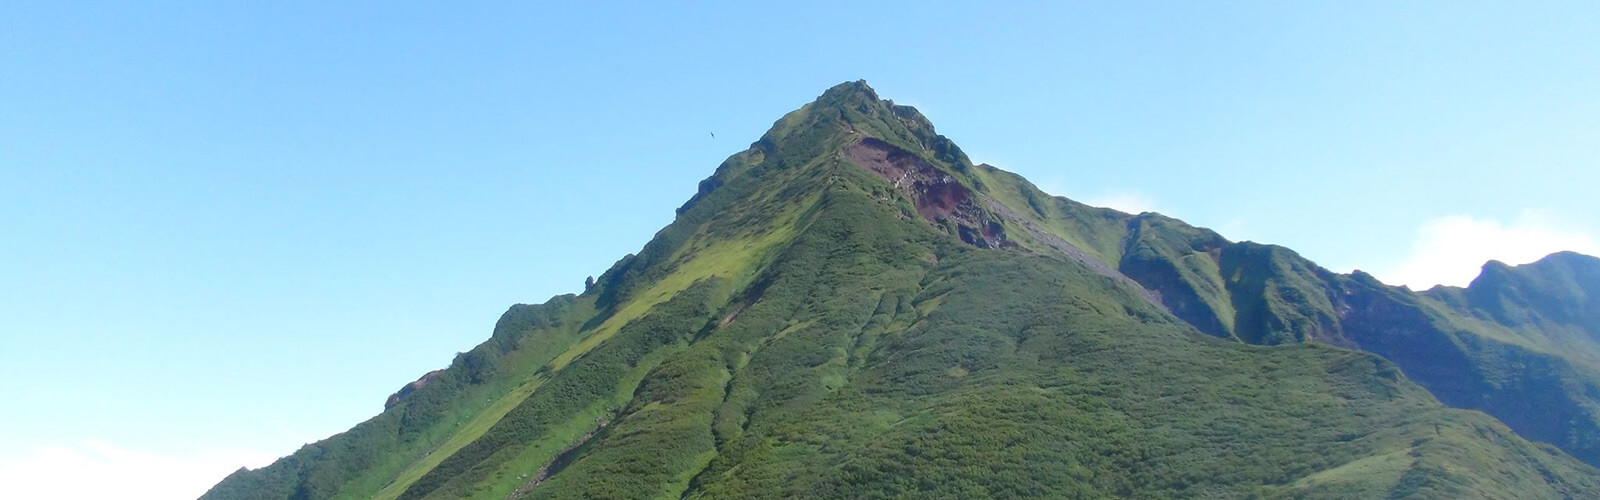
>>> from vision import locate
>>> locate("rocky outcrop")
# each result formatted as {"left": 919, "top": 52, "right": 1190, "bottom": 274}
{"left": 844, "top": 137, "right": 1008, "bottom": 248}
{"left": 385, "top": 369, "right": 446, "bottom": 410}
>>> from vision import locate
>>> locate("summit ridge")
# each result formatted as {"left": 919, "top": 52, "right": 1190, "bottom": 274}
{"left": 204, "top": 82, "right": 1600, "bottom": 499}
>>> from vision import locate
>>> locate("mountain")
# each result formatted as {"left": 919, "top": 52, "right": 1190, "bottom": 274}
{"left": 203, "top": 81, "right": 1600, "bottom": 499}
{"left": 1100, "top": 228, "right": 1600, "bottom": 465}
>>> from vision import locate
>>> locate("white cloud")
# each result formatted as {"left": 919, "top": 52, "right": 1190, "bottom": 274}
{"left": 1372, "top": 210, "right": 1600, "bottom": 289}
{"left": 0, "top": 441, "right": 278, "bottom": 500}
{"left": 1083, "top": 191, "right": 1159, "bottom": 215}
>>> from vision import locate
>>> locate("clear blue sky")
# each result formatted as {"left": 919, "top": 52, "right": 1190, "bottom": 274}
{"left": 3, "top": 2, "right": 1597, "bottom": 497}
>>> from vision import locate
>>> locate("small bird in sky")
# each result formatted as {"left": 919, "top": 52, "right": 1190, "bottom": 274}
{"left": 710, "top": 131, "right": 716, "bottom": 138}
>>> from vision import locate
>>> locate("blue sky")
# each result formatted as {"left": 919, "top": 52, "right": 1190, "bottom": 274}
{"left": 3, "top": 2, "right": 1597, "bottom": 497}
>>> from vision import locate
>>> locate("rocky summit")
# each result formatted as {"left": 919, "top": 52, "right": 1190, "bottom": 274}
{"left": 204, "top": 82, "right": 1600, "bottom": 499}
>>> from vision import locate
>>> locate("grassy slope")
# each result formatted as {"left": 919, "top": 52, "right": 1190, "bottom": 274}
{"left": 367, "top": 371, "right": 549, "bottom": 500}
{"left": 958, "top": 130, "right": 1600, "bottom": 468}
{"left": 537, "top": 132, "right": 1594, "bottom": 497}
{"left": 520, "top": 83, "right": 1599, "bottom": 498}
{"left": 387, "top": 85, "right": 869, "bottom": 499}
{"left": 200, "top": 295, "right": 598, "bottom": 500}
{"left": 204, "top": 81, "right": 1600, "bottom": 499}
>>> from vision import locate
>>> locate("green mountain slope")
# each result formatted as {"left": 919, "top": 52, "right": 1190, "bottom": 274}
{"left": 203, "top": 81, "right": 1600, "bottom": 499}
{"left": 1008, "top": 204, "right": 1600, "bottom": 465}
{"left": 936, "top": 127, "right": 1600, "bottom": 467}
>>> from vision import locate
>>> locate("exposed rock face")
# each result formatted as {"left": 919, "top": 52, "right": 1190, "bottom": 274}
{"left": 844, "top": 137, "right": 1007, "bottom": 248}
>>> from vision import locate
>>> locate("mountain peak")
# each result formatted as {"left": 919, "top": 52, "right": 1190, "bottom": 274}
{"left": 675, "top": 80, "right": 962, "bottom": 217}
{"left": 1536, "top": 250, "right": 1600, "bottom": 267}
{"left": 818, "top": 79, "right": 879, "bottom": 103}
{"left": 204, "top": 83, "right": 1600, "bottom": 500}
{"left": 1469, "top": 251, "right": 1600, "bottom": 290}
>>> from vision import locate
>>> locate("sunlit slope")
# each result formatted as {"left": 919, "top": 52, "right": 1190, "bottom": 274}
{"left": 949, "top": 122, "right": 1600, "bottom": 467}
{"left": 204, "top": 81, "right": 1600, "bottom": 499}
{"left": 992, "top": 195, "right": 1600, "bottom": 465}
